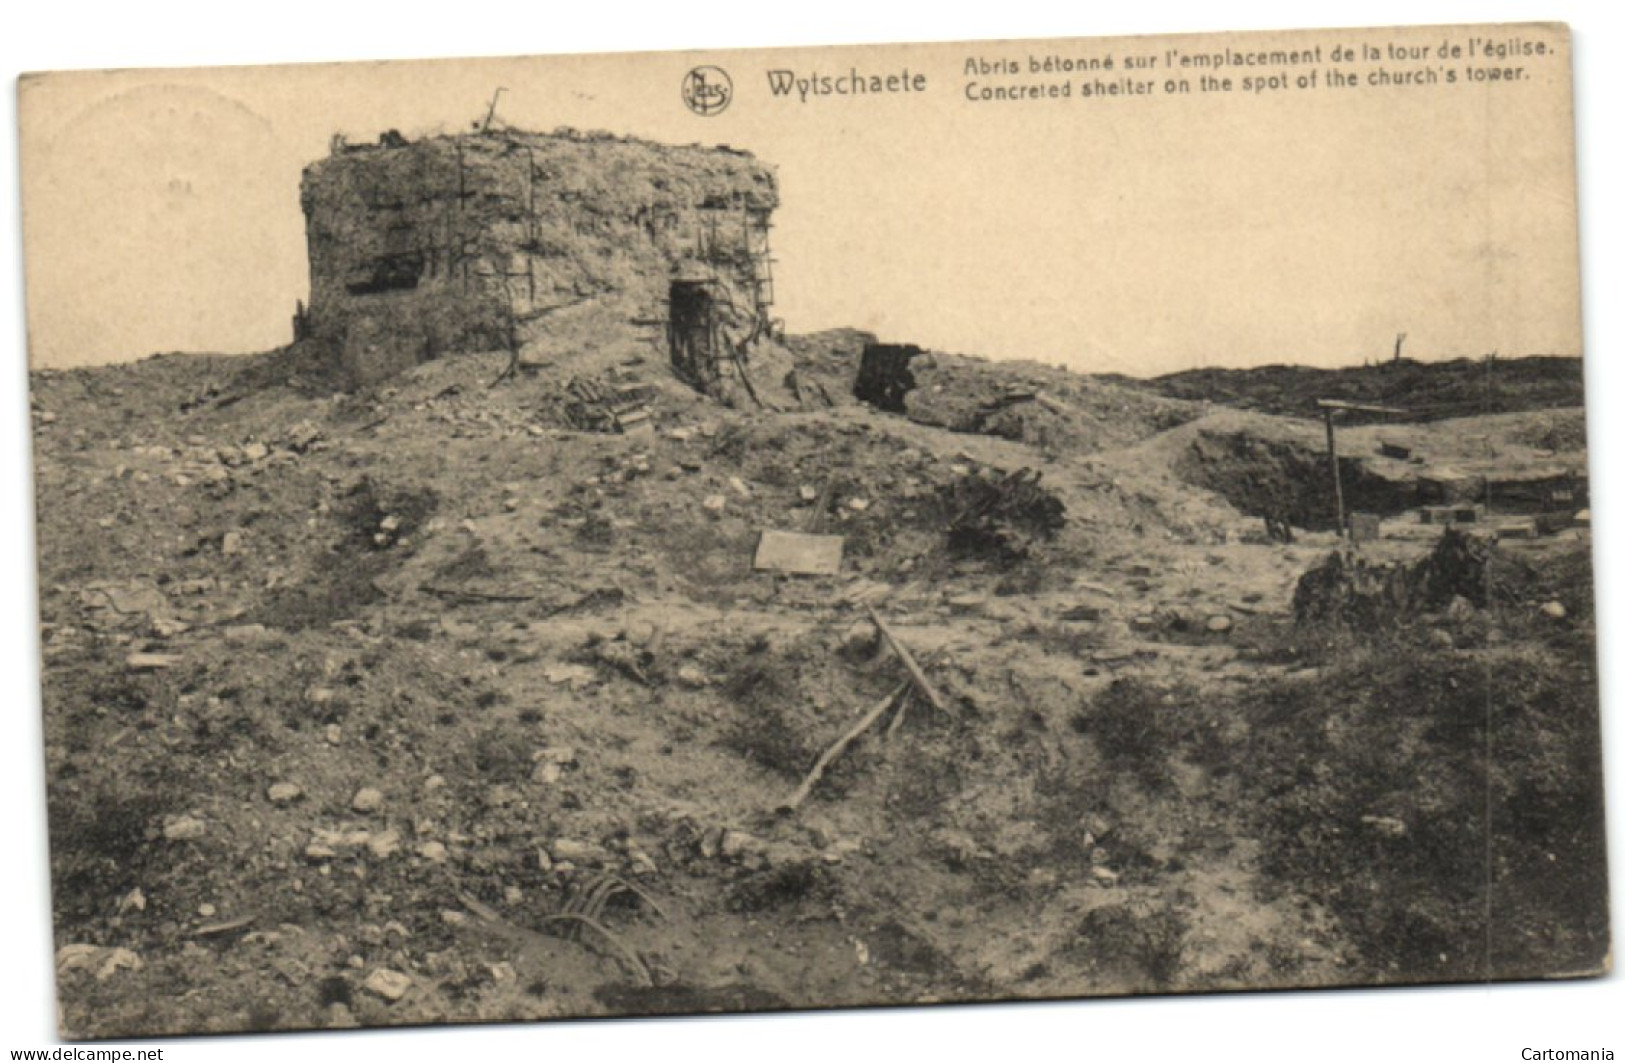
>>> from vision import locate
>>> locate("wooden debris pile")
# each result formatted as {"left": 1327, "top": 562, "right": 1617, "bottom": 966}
{"left": 548, "top": 376, "right": 659, "bottom": 434}
{"left": 941, "top": 467, "right": 1066, "bottom": 565}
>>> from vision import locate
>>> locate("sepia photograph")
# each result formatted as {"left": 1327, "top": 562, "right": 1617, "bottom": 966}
{"left": 6, "top": 10, "right": 1618, "bottom": 1053}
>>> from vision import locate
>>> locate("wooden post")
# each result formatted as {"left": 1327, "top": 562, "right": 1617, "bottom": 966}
{"left": 1315, "top": 399, "right": 1404, "bottom": 541}
{"left": 1323, "top": 406, "right": 1346, "bottom": 539}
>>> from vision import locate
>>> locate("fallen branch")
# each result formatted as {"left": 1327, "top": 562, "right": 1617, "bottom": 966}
{"left": 780, "top": 680, "right": 909, "bottom": 812}
{"left": 884, "top": 688, "right": 912, "bottom": 742}
{"left": 420, "top": 583, "right": 537, "bottom": 603}
{"left": 567, "top": 873, "right": 671, "bottom": 924}
{"left": 866, "top": 607, "right": 956, "bottom": 717}
{"left": 536, "top": 914, "right": 652, "bottom": 985}
{"left": 457, "top": 892, "right": 652, "bottom": 986}
{"left": 457, "top": 891, "right": 504, "bottom": 923}
{"left": 193, "top": 916, "right": 256, "bottom": 938}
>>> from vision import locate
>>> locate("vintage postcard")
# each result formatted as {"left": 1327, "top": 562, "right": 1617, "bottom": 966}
{"left": 17, "top": 21, "right": 1607, "bottom": 1040}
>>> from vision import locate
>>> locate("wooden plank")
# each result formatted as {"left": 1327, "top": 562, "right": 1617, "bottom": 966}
{"left": 1316, "top": 398, "right": 1407, "bottom": 415}
{"left": 866, "top": 607, "right": 957, "bottom": 718}
{"left": 753, "top": 530, "right": 844, "bottom": 576}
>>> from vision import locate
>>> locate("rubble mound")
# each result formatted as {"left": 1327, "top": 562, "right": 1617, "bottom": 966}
{"left": 1292, "top": 529, "right": 1535, "bottom": 624}
{"left": 940, "top": 468, "right": 1066, "bottom": 566}
{"left": 852, "top": 343, "right": 1200, "bottom": 456}
{"left": 29, "top": 327, "right": 1603, "bottom": 1036}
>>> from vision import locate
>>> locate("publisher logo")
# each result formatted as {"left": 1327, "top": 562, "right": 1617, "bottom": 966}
{"left": 682, "top": 66, "right": 733, "bottom": 116}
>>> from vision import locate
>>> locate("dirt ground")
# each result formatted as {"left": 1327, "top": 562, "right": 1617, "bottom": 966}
{"left": 28, "top": 339, "right": 1607, "bottom": 1038}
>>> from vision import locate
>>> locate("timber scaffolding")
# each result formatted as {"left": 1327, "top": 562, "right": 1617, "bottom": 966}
{"left": 666, "top": 202, "right": 781, "bottom": 396}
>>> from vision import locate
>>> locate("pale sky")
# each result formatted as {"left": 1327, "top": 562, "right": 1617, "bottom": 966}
{"left": 18, "top": 23, "right": 1581, "bottom": 375}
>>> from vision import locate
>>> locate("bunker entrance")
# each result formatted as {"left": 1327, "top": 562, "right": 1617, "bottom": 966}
{"left": 854, "top": 343, "right": 925, "bottom": 413}
{"left": 669, "top": 281, "right": 722, "bottom": 390}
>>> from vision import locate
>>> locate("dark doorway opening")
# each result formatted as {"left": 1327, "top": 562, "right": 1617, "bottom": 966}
{"left": 669, "top": 280, "right": 720, "bottom": 389}
{"left": 854, "top": 343, "right": 925, "bottom": 413}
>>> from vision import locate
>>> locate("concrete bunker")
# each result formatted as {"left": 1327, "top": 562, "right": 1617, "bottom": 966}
{"left": 298, "top": 128, "right": 780, "bottom": 387}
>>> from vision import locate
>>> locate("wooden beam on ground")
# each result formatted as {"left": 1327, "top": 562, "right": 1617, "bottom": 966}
{"left": 779, "top": 680, "right": 909, "bottom": 812}
{"left": 866, "top": 606, "right": 956, "bottom": 717}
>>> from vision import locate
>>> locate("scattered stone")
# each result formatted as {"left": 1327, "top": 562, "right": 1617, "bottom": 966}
{"left": 1360, "top": 815, "right": 1408, "bottom": 837}
{"left": 946, "top": 593, "right": 988, "bottom": 615}
{"left": 368, "top": 830, "right": 402, "bottom": 859}
{"left": 840, "top": 620, "right": 879, "bottom": 651}
{"left": 284, "top": 421, "right": 323, "bottom": 451}
{"left": 702, "top": 494, "right": 727, "bottom": 513}
{"left": 163, "top": 814, "right": 207, "bottom": 842}
{"left": 622, "top": 618, "right": 657, "bottom": 645}
{"left": 675, "top": 663, "right": 710, "bottom": 687}
{"left": 198, "top": 903, "right": 217, "bottom": 918}
{"left": 1541, "top": 601, "right": 1568, "bottom": 620}
{"left": 440, "top": 909, "right": 468, "bottom": 926}
{"left": 728, "top": 476, "right": 752, "bottom": 498}
{"left": 551, "top": 838, "right": 603, "bottom": 863}
{"left": 545, "top": 663, "right": 597, "bottom": 689}
{"left": 1028, "top": 867, "right": 1059, "bottom": 889}
{"left": 221, "top": 531, "right": 244, "bottom": 556}
{"left": 698, "top": 827, "right": 725, "bottom": 859}
{"left": 846, "top": 497, "right": 871, "bottom": 512}
{"left": 1205, "top": 614, "right": 1233, "bottom": 634}
{"left": 424, "top": 775, "right": 446, "bottom": 791}
{"left": 362, "top": 968, "right": 413, "bottom": 1003}
{"left": 417, "top": 841, "right": 448, "bottom": 864}
{"left": 667, "top": 426, "right": 694, "bottom": 442}
{"left": 224, "top": 623, "right": 270, "bottom": 644}
{"left": 531, "top": 761, "right": 564, "bottom": 785}
{"left": 351, "top": 787, "right": 385, "bottom": 814}
{"left": 798, "top": 484, "right": 819, "bottom": 503}
{"left": 127, "top": 652, "right": 183, "bottom": 671}
{"left": 117, "top": 887, "right": 146, "bottom": 914}
{"left": 1089, "top": 866, "right": 1119, "bottom": 886}
{"left": 57, "top": 944, "right": 143, "bottom": 981}
{"left": 719, "top": 829, "right": 768, "bottom": 861}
